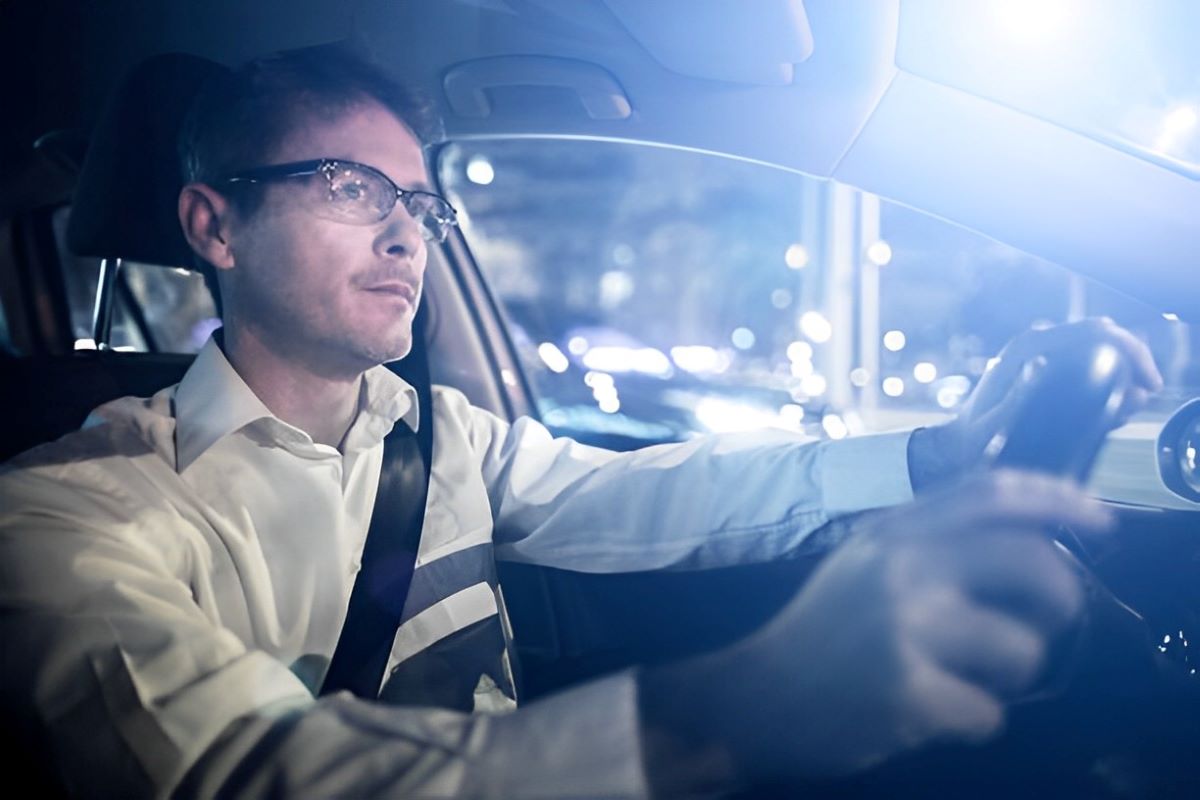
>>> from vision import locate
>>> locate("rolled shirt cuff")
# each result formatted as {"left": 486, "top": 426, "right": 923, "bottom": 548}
{"left": 820, "top": 429, "right": 915, "bottom": 514}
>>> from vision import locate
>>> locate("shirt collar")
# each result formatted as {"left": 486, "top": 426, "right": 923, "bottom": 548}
{"left": 173, "top": 334, "right": 419, "bottom": 472}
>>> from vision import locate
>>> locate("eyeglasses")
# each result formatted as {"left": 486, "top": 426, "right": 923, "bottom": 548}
{"left": 221, "top": 158, "right": 459, "bottom": 243}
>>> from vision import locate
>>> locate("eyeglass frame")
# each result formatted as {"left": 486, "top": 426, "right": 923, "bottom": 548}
{"left": 217, "top": 158, "right": 459, "bottom": 243}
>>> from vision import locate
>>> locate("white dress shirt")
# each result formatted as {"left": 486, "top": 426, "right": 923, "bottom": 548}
{"left": 0, "top": 337, "right": 914, "bottom": 798}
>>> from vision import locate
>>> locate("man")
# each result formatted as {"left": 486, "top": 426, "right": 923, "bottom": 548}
{"left": 0, "top": 50, "right": 1163, "bottom": 797}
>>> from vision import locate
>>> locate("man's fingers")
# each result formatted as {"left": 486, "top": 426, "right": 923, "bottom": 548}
{"left": 945, "top": 530, "right": 1085, "bottom": 635}
{"left": 907, "top": 660, "right": 1005, "bottom": 747}
{"left": 890, "top": 470, "right": 1115, "bottom": 538}
{"left": 1023, "top": 318, "right": 1163, "bottom": 392}
{"left": 907, "top": 591, "right": 1047, "bottom": 697}
{"left": 1093, "top": 318, "right": 1163, "bottom": 392}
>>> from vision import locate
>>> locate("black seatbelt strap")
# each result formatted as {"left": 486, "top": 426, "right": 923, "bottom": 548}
{"left": 321, "top": 324, "right": 434, "bottom": 699}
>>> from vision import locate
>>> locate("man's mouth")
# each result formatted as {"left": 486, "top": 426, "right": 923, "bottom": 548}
{"left": 363, "top": 282, "right": 417, "bottom": 303}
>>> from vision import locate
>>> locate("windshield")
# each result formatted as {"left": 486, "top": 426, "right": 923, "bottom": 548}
{"left": 439, "top": 139, "right": 1200, "bottom": 506}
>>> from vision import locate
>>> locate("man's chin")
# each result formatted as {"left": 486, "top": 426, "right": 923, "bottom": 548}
{"left": 359, "top": 336, "right": 413, "bottom": 367}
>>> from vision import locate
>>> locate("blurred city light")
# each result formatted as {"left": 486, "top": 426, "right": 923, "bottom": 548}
{"left": 599, "top": 271, "right": 635, "bottom": 308}
{"left": 785, "top": 243, "right": 810, "bottom": 270}
{"left": 883, "top": 330, "right": 906, "bottom": 351}
{"left": 778, "top": 404, "right": 806, "bottom": 429}
{"left": 913, "top": 361, "right": 938, "bottom": 384}
{"left": 849, "top": 367, "right": 870, "bottom": 387}
{"left": 584, "top": 371, "right": 615, "bottom": 389}
{"left": 670, "top": 345, "right": 731, "bottom": 374}
{"left": 800, "top": 311, "right": 833, "bottom": 343}
{"left": 537, "top": 342, "right": 570, "bottom": 373}
{"left": 786, "top": 341, "right": 814, "bottom": 362}
{"left": 935, "top": 375, "right": 972, "bottom": 409}
{"left": 882, "top": 377, "right": 905, "bottom": 397}
{"left": 771, "top": 289, "right": 793, "bottom": 309}
{"left": 790, "top": 359, "right": 815, "bottom": 379}
{"left": 582, "top": 346, "right": 672, "bottom": 376}
{"left": 822, "top": 413, "right": 849, "bottom": 440}
{"left": 465, "top": 155, "right": 495, "bottom": 185}
{"left": 695, "top": 397, "right": 779, "bottom": 433}
{"left": 731, "top": 327, "right": 756, "bottom": 350}
{"left": 597, "top": 395, "right": 621, "bottom": 414}
{"left": 866, "top": 240, "right": 893, "bottom": 267}
{"left": 568, "top": 336, "right": 590, "bottom": 355}
{"left": 799, "top": 373, "right": 827, "bottom": 397}
{"left": 1163, "top": 312, "right": 1181, "bottom": 322}
{"left": 612, "top": 243, "right": 636, "bottom": 266}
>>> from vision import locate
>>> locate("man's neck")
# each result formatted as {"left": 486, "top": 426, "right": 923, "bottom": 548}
{"left": 220, "top": 326, "right": 364, "bottom": 450}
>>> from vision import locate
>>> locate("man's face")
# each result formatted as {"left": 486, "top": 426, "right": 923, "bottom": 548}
{"left": 223, "top": 99, "right": 430, "bottom": 375}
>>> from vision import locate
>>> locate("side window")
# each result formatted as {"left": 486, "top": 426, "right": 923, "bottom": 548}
{"left": 440, "top": 139, "right": 1190, "bottom": 450}
{"left": 52, "top": 206, "right": 218, "bottom": 353}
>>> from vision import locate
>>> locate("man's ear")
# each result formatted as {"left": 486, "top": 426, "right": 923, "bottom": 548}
{"left": 178, "top": 183, "right": 237, "bottom": 271}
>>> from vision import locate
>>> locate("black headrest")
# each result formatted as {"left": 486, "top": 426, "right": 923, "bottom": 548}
{"left": 66, "top": 53, "right": 228, "bottom": 265}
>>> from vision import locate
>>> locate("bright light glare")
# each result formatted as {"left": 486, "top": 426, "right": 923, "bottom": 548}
{"left": 935, "top": 375, "right": 972, "bottom": 410}
{"left": 883, "top": 330, "right": 906, "bottom": 352}
{"left": 822, "top": 414, "right": 849, "bottom": 440}
{"left": 866, "top": 240, "right": 893, "bottom": 267}
{"left": 882, "top": 377, "right": 905, "bottom": 397}
{"left": 786, "top": 341, "right": 814, "bottom": 363}
{"left": 913, "top": 362, "right": 938, "bottom": 384}
{"left": 465, "top": 155, "right": 495, "bottom": 185}
{"left": 568, "top": 336, "right": 590, "bottom": 355}
{"left": 582, "top": 346, "right": 672, "bottom": 377}
{"left": 694, "top": 397, "right": 779, "bottom": 433}
{"left": 671, "top": 345, "right": 730, "bottom": 374}
{"left": 989, "top": 0, "right": 1079, "bottom": 46}
{"left": 785, "top": 243, "right": 810, "bottom": 270}
{"left": 1090, "top": 344, "right": 1120, "bottom": 382}
{"left": 799, "top": 373, "right": 827, "bottom": 397}
{"left": 537, "top": 342, "right": 570, "bottom": 374}
{"left": 1164, "top": 107, "right": 1198, "bottom": 136}
{"left": 584, "top": 371, "right": 614, "bottom": 389}
{"left": 779, "top": 404, "right": 806, "bottom": 429}
{"left": 731, "top": 327, "right": 756, "bottom": 350}
{"left": 597, "top": 395, "right": 621, "bottom": 414}
{"left": 599, "top": 271, "right": 635, "bottom": 308}
{"left": 800, "top": 311, "right": 833, "bottom": 343}
{"left": 790, "top": 359, "right": 814, "bottom": 379}
{"left": 1163, "top": 312, "right": 1181, "bottom": 322}
{"left": 74, "top": 338, "right": 97, "bottom": 350}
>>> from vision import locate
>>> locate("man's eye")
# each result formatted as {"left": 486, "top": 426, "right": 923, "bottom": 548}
{"left": 332, "top": 181, "right": 369, "bottom": 202}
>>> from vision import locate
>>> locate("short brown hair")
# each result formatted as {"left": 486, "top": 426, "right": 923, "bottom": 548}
{"left": 178, "top": 45, "right": 442, "bottom": 311}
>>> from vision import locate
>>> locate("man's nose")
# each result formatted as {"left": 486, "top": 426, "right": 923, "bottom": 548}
{"left": 376, "top": 203, "right": 425, "bottom": 259}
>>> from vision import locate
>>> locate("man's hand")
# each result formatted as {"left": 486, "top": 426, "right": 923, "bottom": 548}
{"left": 638, "top": 471, "right": 1114, "bottom": 791}
{"left": 908, "top": 318, "right": 1163, "bottom": 491}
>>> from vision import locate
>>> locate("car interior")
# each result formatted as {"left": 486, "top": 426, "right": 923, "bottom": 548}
{"left": 3, "top": 0, "right": 1200, "bottom": 795}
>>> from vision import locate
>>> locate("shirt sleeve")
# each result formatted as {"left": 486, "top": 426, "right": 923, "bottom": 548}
{"left": 0, "top": 464, "right": 650, "bottom": 798}
{"left": 453, "top": 390, "right": 915, "bottom": 572}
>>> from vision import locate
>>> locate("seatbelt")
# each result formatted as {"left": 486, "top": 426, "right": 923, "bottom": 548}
{"left": 321, "top": 323, "right": 434, "bottom": 699}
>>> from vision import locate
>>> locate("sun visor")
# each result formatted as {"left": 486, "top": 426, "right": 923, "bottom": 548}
{"left": 602, "top": 0, "right": 813, "bottom": 86}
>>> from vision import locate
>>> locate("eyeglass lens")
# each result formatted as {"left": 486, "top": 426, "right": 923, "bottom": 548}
{"left": 321, "top": 163, "right": 454, "bottom": 242}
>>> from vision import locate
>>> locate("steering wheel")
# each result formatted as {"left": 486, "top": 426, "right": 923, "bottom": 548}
{"left": 947, "top": 340, "right": 1200, "bottom": 796}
